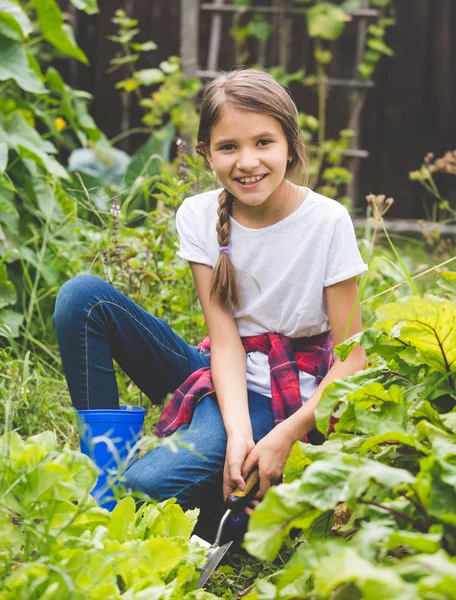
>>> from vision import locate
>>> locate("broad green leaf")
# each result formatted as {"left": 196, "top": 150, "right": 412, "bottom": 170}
{"left": 395, "top": 551, "right": 456, "bottom": 599}
{"left": 26, "top": 430, "right": 57, "bottom": 453}
{"left": 375, "top": 295, "right": 456, "bottom": 376}
{"left": 133, "top": 537, "right": 187, "bottom": 576}
{"left": 0, "top": 141, "right": 7, "bottom": 172}
{"left": 0, "top": 0, "right": 33, "bottom": 40}
{"left": 108, "top": 496, "right": 136, "bottom": 541}
{"left": 417, "top": 456, "right": 456, "bottom": 526}
{"left": 3, "top": 112, "right": 68, "bottom": 178}
{"left": 388, "top": 529, "right": 442, "bottom": 554}
{"left": 68, "top": 0, "right": 99, "bottom": 15}
{"left": 367, "top": 37, "right": 394, "bottom": 56}
{"left": 0, "top": 35, "right": 45, "bottom": 93}
{"left": 347, "top": 458, "right": 415, "bottom": 501}
{"left": 298, "top": 457, "right": 354, "bottom": 510}
{"left": 283, "top": 440, "right": 312, "bottom": 483}
{"left": 0, "top": 308, "right": 23, "bottom": 337}
{"left": 33, "top": 0, "right": 88, "bottom": 63}
{"left": 307, "top": 3, "right": 352, "bottom": 41}
{"left": 134, "top": 68, "right": 165, "bottom": 86}
{"left": 359, "top": 430, "right": 428, "bottom": 457}
{"left": 351, "top": 383, "right": 407, "bottom": 435}
{"left": 314, "top": 547, "right": 404, "bottom": 598}
{"left": 442, "top": 411, "right": 456, "bottom": 434}
{"left": 245, "top": 480, "right": 321, "bottom": 561}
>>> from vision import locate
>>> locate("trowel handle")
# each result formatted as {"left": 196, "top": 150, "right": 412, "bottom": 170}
{"left": 226, "top": 468, "right": 259, "bottom": 510}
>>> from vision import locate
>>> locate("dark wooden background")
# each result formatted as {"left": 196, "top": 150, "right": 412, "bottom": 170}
{"left": 62, "top": 0, "right": 456, "bottom": 218}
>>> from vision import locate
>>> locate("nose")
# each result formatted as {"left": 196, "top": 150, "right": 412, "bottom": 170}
{"left": 236, "top": 148, "right": 260, "bottom": 172}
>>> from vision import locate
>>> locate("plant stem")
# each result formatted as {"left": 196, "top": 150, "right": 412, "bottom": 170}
{"left": 359, "top": 500, "right": 427, "bottom": 532}
{"left": 362, "top": 255, "right": 456, "bottom": 304}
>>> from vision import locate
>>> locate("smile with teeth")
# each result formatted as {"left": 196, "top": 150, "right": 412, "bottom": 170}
{"left": 237, "top": 175, "right": 266, "bottom": 184}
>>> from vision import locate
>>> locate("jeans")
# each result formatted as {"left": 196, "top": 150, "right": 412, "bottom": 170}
{"left": 54, "top": 275, "right": 275, "bottom": 509}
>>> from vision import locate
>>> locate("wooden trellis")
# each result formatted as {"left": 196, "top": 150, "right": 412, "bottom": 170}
{"left": 180, "top": 0, "right": 380, "bottom": 203}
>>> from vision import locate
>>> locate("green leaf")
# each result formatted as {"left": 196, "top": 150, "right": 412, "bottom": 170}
{"left": 0, "top": 35, "right": 46, "bottom": 93}
{"left": 0, "top": 308, "right": 23, "bottom": 337}
{"left": 307, "top": 3, "right": 352, "bottom": 41}
{"left": 247, "top": 16, "right": 272, "bottom": 41}
{"left": 388, "top": 529, "right": 442, "bottom": 554}
{"left": 0, "top": 263, "right": 16, "bottom": 308}
{"left": 367, "top": 37, "right": 394, "bottom": 56}
{"left": 244, "top": 479, "right": 321, "bottom": 561}
{"left": 33, "top": 0, "right": 88, "bottom": 63}
{"left": 283, "top": 440, "right": 312, "bottom": 483}
{"left": 0, "top": 142, "right": 7, "bottom": 173}
{"left": 0, "top": 0, "right": 33, "bottom": 40}
{"left": 313, "top": 547, "right": 405, "bottom": 598}
{"left": 124, "top": 124, "right": 174, "bottom": 189}
{"left": 2, "top": 112, "right": 68, "bottom": 179}
{"left": 108, "top": 496, "right": 136, "bottom": 541}
{"left": 375, "top": 295, "right": 456, "bottom": 376}
{"left": 134, "top": 68, "right": 165, "bottom": 86}
{"left": 437, "top": 271, "right": 456, "bottom": 299}
{"left": 359, "top": 430, "right": 428, "bottom": 457}
{"left": 68, "top": 0, "right": 99, "bottom": 15}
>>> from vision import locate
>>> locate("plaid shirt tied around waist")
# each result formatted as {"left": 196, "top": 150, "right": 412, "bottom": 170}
{"left": 155, "top": 330, "right": 334, "bottom": 439}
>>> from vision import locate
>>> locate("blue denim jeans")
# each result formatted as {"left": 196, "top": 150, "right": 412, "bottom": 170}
{"left": 54, "top": 275, "right": 275, "bottom": 509}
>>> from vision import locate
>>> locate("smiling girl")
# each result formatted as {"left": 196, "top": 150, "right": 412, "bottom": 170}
{"left": 54, "top": 68, "right": 367, "bottom": 515}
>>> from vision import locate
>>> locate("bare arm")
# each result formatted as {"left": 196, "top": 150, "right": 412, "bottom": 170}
{"left": 190, "top": 262, "right": 254, "bottom": 493}
{"left": 242, "top": 276, "right": 366, "bottom": 498}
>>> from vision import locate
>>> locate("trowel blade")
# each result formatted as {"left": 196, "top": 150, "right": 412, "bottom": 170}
{"left": 192, "top": 535, "right": 233, "bottom": 588}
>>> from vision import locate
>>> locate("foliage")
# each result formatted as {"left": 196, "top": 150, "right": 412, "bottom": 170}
{"left": 409, "top": 150, "right": 456, "bottom": 224}
{"left": 241, "top": 286, "right": 456, "bottom": 598}
{"left": 0, "top": 429, "right": 219, "bottom": 599}
{"left": 0, "top": 0, "right": 103, "bottom": 343}
{"left": 109, "top": 9, "right": 202, "bottom": 140}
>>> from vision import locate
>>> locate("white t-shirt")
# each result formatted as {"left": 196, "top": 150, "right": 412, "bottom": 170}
{"left": 176, "top": 187, "right": 367, "bottom": 401}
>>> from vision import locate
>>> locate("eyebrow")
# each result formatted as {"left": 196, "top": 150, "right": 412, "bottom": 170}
{"left": 214, "top": 131, "right": 278, "bottom": 146}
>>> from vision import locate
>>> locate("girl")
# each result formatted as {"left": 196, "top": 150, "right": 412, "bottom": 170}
{"left": 54, "top": 68, "right": 367, "bottom": 513}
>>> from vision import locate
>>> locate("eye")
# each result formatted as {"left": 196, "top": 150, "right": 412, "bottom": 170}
{"left": 257, "top": 139, "right": 272, "bottom": 146}
{"left": 219, "top": 144, "right": 236, "bottom": 151}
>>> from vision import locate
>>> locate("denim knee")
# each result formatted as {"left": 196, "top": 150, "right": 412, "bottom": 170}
{"left": 54, "top": 275, "right": 107, "bottom": 329}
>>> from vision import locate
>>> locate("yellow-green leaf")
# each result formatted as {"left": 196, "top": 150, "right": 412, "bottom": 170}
{"left": 375, "top": 295, "right": 456, "bottom": 376}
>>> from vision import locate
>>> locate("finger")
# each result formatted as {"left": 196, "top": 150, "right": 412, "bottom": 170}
{"left": 241, "top": 452, "right": 259, "bottom": 480}
{"left": 257, "top": 474, "right": 272, "bottom": 499}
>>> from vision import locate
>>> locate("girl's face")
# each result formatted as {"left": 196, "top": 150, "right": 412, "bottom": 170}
{"left": 206, "top": 107, "right": 290, "bottom": 211}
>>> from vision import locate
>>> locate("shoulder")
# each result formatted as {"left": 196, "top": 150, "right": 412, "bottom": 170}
{"left": 176, "top": 188, "right": 222, "bottom": 222}
{"left": 304, "top": 188, "right": 349, "bottom": 224}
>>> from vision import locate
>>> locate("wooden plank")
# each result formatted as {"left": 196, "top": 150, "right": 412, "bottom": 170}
{"left": 200, "top": 4, "right": 379, "bottom": 18}
{"left": 197, "top": 69, "right": 374, "bottom": 89}
{"left": 207, "top": 0, "right": 225, "bottom": 72}
{"left": 181, "top": 0, "right": 200, "bottom": 78}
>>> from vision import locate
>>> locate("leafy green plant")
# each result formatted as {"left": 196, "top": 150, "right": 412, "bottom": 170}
{"left": 241, "top": 288, "right": 456, "bottom": 599}
{"left": 0, "top": 0, "right": 103, "bottom": 343}
{"left": 0, "top": 429, "right": 219, "bottom": 599}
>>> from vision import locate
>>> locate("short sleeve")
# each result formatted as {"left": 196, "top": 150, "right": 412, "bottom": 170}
{"left": 324, "top": 208, "right": 368, "bottom": 287}
{"left": 175, "top": 200, "right": 212, "bottom": 266}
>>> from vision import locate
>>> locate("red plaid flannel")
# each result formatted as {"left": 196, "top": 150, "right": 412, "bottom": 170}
{"left": 155, "top": 330, "right": 334, "bottom": 438}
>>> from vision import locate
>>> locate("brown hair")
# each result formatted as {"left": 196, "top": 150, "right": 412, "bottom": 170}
{"left": 196, "top": 68, "right": 309, "bottom": 311}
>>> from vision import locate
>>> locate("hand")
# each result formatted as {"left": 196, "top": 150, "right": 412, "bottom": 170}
{"left": 223, "top": 434, "right": 255, "bottom": 500}
{"left": 241, "top": 420, "right": 296, "bottom": 501}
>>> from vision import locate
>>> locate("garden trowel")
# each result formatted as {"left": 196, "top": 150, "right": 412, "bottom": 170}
{"left": 193, "top": 468, "right": 260, "bottom": 588}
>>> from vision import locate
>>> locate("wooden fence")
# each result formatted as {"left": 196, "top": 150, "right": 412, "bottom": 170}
{"left": 62, "top": 0, "right": 456, "bottom": 218}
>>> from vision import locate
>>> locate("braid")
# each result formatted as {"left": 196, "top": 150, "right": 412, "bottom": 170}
{"left": 210, "top": 189, "right": 241, "bottom": 310}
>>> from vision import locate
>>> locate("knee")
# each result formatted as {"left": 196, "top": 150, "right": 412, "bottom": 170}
{"left": 53, "top": 275, "right": 108, "bottom": 330}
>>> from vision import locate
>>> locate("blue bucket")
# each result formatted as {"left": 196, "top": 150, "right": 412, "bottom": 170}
{"left": 77, "top": 406, "right": 146, "bottom": 510}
